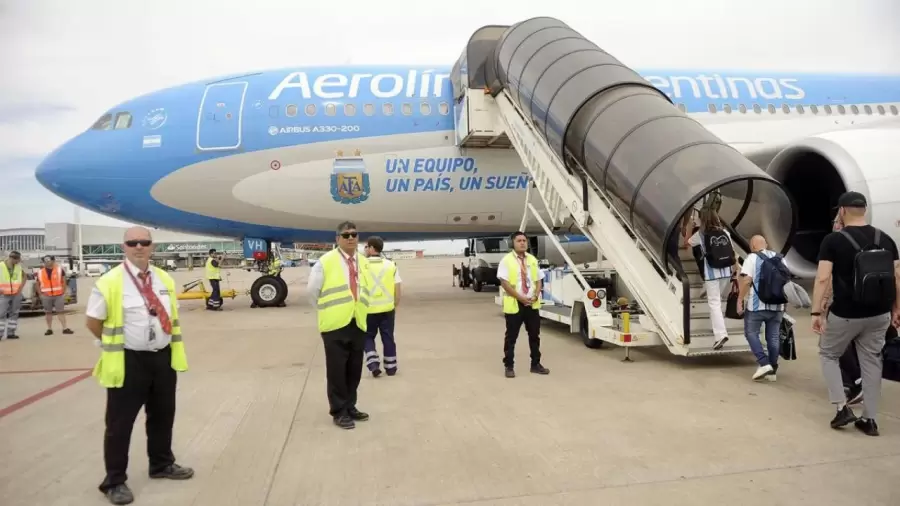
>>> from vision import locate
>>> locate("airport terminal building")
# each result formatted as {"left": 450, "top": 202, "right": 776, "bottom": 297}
{"left": 1, "top": 223, "right": 242, "bottom": 268}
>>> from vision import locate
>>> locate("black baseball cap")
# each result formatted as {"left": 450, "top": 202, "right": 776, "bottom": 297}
{"left": 836, "top": 191, "right": 867, "bottom": 209}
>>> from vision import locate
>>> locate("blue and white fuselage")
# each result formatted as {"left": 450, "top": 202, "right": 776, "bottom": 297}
{"left": 34, "top": 65, "right": 900, "bottom": 264}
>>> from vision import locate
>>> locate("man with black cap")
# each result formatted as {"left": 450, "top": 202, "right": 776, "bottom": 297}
{"left": 811, "top": 191, "right": 900, "bottom": 436}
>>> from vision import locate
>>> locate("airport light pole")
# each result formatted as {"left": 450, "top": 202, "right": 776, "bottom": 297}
{"left": 74, "top": 205, "right": 84, "bottom": 274}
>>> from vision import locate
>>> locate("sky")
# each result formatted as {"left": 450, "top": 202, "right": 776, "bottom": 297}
{"left": 1, "top": 0, "right": 899, "bottom": 253}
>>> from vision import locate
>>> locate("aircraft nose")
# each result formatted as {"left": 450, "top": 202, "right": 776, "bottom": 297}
{"left": 34, "top": 144, "right": 67, "bottom": 193}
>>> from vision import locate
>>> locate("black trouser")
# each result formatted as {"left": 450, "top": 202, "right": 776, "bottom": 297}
{"left": 322, "top": 322, "right": 366, "bottom": 417}
{"left": 100, "top": 346, "right": 177, "bottom": 492}
{"left": 840, "top": 340, "right": 861, "bottom": 389}
{"left": 503, "top": 302, "right": 542, "bottom": 368}
{"left": 206, "top": 279, "right": 222, "bottom": 309}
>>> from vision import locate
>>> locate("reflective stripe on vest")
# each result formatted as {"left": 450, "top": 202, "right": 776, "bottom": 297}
{"left": 501, "top": 252, "right": 541, "bottom": 314}
{"left": 366, "top": 257, "right": 396, "bottom": 314}
{"left": 91, "top": 264, "right": 188, "bottom": 388}
{"left": 206, "top": 257, "right": 221, "bottom": 280}
{"left": 0, "top": 262, "right": 24, "bottom": 295}
{"left": 316, "top": 249, "right": 371, "bottom": 333}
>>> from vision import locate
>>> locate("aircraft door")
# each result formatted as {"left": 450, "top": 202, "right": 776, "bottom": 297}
{"left": 197, "top": 81, "right": 248, "bottom": 151}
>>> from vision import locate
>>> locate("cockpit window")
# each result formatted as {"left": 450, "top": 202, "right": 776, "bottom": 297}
{"left": 114, "top": 112, "right": 132, "bottom": 129}
{"left": 92, "top": 113, "right": 113, "bottom": 130}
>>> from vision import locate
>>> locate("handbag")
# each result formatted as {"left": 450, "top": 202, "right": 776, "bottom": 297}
{"left": 725, "top": 279, "right": 743, "bottom": 319}
{"left": 779, "top": 315, "right": 797, "bottom": 361}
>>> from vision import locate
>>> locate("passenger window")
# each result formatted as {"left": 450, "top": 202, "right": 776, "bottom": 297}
{"left": 752, "top": 104, "right": 761, "bottom": 114}
{"left": 738, "top": 104, "right": 747, "bottom": 114}
{"left": 864, "top": 105, "right": 872, "bottom": 115}
{"left": 891, "top": 105, "right": 899, "bottom": 115}
{"left": 877, "top": 105, "right": 886, "bottom": 115}
{"left": 325, "top": 104, "right": 336, "bottom": 116}
{"left": 707, "top": 104, "right": 716, "bottom": 113}
{"left": 850, "top": 105, "right": 859, "bottom": 115}
{"left": 723, "top": 104, "right": 732, "bottom": 114}
{"left": 364, "top": 104, "right": 375, "bottom": 116}
{"left": 420, "top": 102, "right": 432, "bottom": 115}
{"left": 305, "top": 104, "right": 316, "bottom": 116}
{"left": 383, "top": 103, "right": 394, "bottom": 116}
{"left": 796, "top": 105, "right": 805, "bottom": 114}
{"left": 782, "top": 104, "right": 791, "bottom": 113}
{"left": 767, "top": 104, "right": 776, "bottom": 114}
{"left": 344, "top": 104, "right": 356, "bottom": 116}
{"left": 401, "top": 103, "right": 412, "bottom": 115}
{"left": 269, "top": 105, "right": 279, "bottom": 118}
{"left": 824, "top": 105, "right": 833, "bottom": 114}
{"left": 810, "top": 105, "right": 819, "bottom": 114}
{"left": 285, "top": 104, "right": 298, "bottom": 117}
{"left": 438, "top": 102, "right": 450, "bottom": 115}
{"left": 92, "top": 113, "right": 113, "bottom": 130}
{"left": 837, "top": 105, "right": 846, "bottom": 114}
{"left": 114, "top": 112, "right": 132, "bottom": 129}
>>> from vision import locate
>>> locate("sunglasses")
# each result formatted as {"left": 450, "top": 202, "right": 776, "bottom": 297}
{"left": 339, "top": 232, "right": 358, "bottom": 239}
{"left": 125, "top": 240, "right": 153, "bottom": 247}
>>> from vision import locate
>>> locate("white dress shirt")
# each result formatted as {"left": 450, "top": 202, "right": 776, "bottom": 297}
{"left": 307, "top": 249, "right": 364, "bottom": 307}
{"left": 86, "top": 259, "right": 177, "bottom": 352}
{"left": 496, "top": 253, "right": 540, "bottom": 299}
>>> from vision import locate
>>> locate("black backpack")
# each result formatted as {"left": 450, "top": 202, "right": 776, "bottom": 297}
{"left": 702, "top": 229, "right": 734, "bottom": 269}
{"left": 752, "top": 252, "right": 791, "bottom": 305}
{"left": 839, "top": 229, "right": 896, "bottom": 307}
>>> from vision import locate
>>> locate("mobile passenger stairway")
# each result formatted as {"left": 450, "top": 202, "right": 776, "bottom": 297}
{"left": 450, "top": 18, "right": 798, "bottom": 358}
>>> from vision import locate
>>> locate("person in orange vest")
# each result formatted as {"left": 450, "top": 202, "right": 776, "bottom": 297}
{"left": 37, "top": 255, "right": 73, "bottom": 335}
{"left": 1, "top": 250, "right": 24, "bottom": 340}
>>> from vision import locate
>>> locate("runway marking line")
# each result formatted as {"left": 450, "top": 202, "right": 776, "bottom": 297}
{"left": 0, "top": 369, "right": 93, "bottom": 419}
{"left": 0, "top": 367, "right": 91, "bottom": 375}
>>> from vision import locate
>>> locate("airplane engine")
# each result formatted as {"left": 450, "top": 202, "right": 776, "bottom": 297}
{"left": 761, "top": 127, "right": 900, "bottom": 279}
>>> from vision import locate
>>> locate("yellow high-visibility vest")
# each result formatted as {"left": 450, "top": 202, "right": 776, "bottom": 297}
{"left": 501, "top": 251, "right": 541, "bottom": 314}
{"left": 366, "top": 257, "right": 396, "bottom": 314}
{"left": 91, "top": 264, "right": 188, "bottom": 388}
{"left": 0, "top": 262, "right": 24, "bottom": 295}
{"left": 316, "top": 249, "right": 371, "bottom": 333}
{"left": 206, "top": 257, "right": 221, "bottom": 280}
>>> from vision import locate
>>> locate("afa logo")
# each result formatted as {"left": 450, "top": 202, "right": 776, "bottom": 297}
{"left": 330, "top": 149, "right": 370, "bottom": 205}
{"left": 142, "top": 108, "right": 167, "bottom": 130}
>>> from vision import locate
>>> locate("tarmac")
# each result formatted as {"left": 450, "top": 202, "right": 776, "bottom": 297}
{"left": 1, "top": 257, "right": 899, "bottom": 505}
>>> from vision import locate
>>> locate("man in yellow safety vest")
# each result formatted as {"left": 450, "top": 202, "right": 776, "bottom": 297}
{"left": 363, "top": 236, "right": 402, "bottom": 377}
{"left": 1, "top": 250, "right": 24, "bottom": 340}
{"left": 205, "top": 248, "right": 223, "bottom": 310}
{"left": 497, "top": 231, "right": 550, "bottom": 378}
{"left": 85, "top": 226, "right": 193, "bottom": 505}
{"left": 306, "top": 221, "right": 373, "bottom": 429}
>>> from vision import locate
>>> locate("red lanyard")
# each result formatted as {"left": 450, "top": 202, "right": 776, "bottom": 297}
{"left": 123, "top": 263, "right": 157, "bottom": 316}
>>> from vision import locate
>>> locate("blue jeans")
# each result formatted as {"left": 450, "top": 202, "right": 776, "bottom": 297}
{"left": 743, "top": 310, "right": 783, "bottom": 368}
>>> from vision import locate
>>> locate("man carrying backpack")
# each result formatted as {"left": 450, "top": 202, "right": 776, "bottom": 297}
{"left": 811, "top": 191, "right": 900, "bottom": 437}
{"left": 737, "top": 235, "right": 789, "bottom": 381}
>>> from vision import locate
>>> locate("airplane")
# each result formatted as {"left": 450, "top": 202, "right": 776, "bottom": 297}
{"left": 33, "top": 30, "right": 900, "bottom": 306}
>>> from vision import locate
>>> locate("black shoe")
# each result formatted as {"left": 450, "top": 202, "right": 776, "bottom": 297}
{"left": 45, "top": 329, "right": 53, "bottom": 336}
{"left": 530, "top": 364, "right": 550, "bottom": 375}
{"left": 846, "top": 384, "right": 864, "bottom": 405}
{"left": 854, "top": 418, "right": 879, "bottom": 436}
{"left": 505, "top": 367, "right": 515, "bottom": 378}
{"left": 149, "top": 463, "right": 194, "bottom": 480}
{"left": 333, "top": 415, "right": 355, "bottom": 429}
{"left": 104, "top": 483, "right": 134, "bottom": 505}
{"left": 62, "top": 328, "right": 74, "bottom": 334}
{"left": 348, "top": 408, "right": 369, "bottom": 421}
{"left": 371, "top": 368, "right": 382, "bottom": 377}
{"left": 6, "top": 334, "right": 18, "bottom": 339}
{"left": 386, "top": 368, "right": 397, "bottom": 376}
{"left": 830, "top": 405, "right": 858, "bottom": 429}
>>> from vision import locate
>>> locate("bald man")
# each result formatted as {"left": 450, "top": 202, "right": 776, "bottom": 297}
{"left": 738, "top": 234, "right": 787, "bottom": 381}
{"left": 86, "top": 226, "right": 194, "bottom": 505}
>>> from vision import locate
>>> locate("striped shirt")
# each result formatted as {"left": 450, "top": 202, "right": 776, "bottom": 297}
{"left": 740, "top": 249, "right": 787, "bottom": 312}
{"left": 688, "top": 229, "right": 733, "bottom": 281}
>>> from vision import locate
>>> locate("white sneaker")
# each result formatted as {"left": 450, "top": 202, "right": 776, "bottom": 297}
{"left": 752, "top": 364, "right": 774, "bottom": 380}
